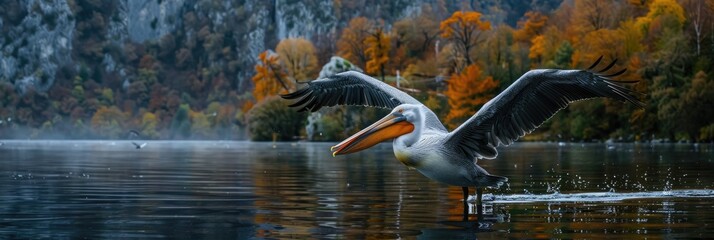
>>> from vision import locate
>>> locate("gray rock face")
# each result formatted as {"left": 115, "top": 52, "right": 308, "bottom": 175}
{"left": 274, "top": 0, "right": 337, "bottom": 39}
{"left": 0, "top": 0, "right": 75, "bottom": 93}
{"left": 2, "top": 0, "right": 558, "bottom": 95}
{"left": 113, "top": 0, "right": 185, "bottom": 43}
{"left": 318, "top": 56, "right": 362, "bottom": 79}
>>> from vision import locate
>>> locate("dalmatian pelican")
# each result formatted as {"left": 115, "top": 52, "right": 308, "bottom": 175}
{"left": 281, "top": 57, "right": 643, "bottom": 220}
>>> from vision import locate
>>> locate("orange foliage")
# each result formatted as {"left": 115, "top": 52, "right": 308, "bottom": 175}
{"left": 90, "top": 106, "right": 127, "bottom": 138}
{"left": 528, "top": 35, "right": 546, "bottom": 61}
{"left": 336, "top": 17, "right": 373, "bottom": 68}
{"left": 251, "top": 51, "right": 290, "bottom": 102}
{"left": 573, "top": 28, "right": 627, "bottom": 67}
{"left": 514, "top": 11, "right": 548, "bottom": 42}
{"left": 444, "top": 64, "right": 499, "bottom": 129}
{"left": 440, "top": 11, "right": 491, "bottom": 68}
{"left": 635, "top": 0, "right": 686, "bottom": 32}
{"left": 365, "top": 27, "right": 391, "bottom": 80}
{"left": 628, "top": 0, "right": 653, "bottom": 7}
{"left": 572, "top": 0, "right": 615, "bottom": 32}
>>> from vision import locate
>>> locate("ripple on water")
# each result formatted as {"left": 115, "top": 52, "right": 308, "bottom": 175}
{"left": 0, "top": 141, "right": 713, "bottom": 239}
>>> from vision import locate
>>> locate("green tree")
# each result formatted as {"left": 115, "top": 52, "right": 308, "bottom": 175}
{"left": 170, "top": 104, "right": 191, "bottom": 139}
{"left": 190, "top": 110, "right": 211, "bottom": 138}
{"left": 550, "top": 41, "right": 574, "bottom": 68}
{"left": 677, "top": 71, "right": 714, "bottom": 141}
{"left": 247, "top": 96, "right": 307, "bottom": 141}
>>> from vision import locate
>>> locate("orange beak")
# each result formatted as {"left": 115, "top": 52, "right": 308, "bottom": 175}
{"left": 331, "top": 113, "right": 414, "bottom": 156}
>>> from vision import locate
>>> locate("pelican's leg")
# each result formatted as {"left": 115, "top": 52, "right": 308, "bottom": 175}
{"left": 476, "top": 188, "right": 483, "bottom": 217}
{"left": 462, "top": 186, "right": 469, "bottom": 221}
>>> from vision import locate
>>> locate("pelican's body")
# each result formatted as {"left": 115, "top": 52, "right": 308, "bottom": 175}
{"left": 395, "top": 140, "right": 503, "bottom": 187}
{"left": 384, "top": 104, "right": 506, "bottom": 188}
{"left": 282, "top": 57, "right": 643, "bottom": 220}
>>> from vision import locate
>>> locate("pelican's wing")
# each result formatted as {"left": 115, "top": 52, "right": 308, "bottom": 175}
{"left": 444, "top": 58, "right": 644, "bottom": 160}
{"left": 131, "top": 142, "right": 140, "bottom": 147}
{"left": 281, "top": 71, "right": 421, "bottom": 112}
{"left": 128, "top": 129, "right": 141, "bottom": 139}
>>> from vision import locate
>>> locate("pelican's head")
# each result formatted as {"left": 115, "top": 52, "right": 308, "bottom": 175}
{"left": 331, "top": 104, "right": 424, "bottom": 156}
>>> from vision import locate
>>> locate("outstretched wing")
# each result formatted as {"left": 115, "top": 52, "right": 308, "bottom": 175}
{"left": 444, "top": 57, "right": 644, "bottom": 160}
{"left": 128, "top": 130, "right": 141, "bottom": 139}
{"left": 281, "top": 71, "right": 421, "bottom": 112}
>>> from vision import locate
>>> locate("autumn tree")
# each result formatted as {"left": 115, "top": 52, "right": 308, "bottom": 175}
{"left": 574, "top": 29, "right": 625, "bottom": 64}
{"left": 365, "top": 27, "right": 391, "bottom": 81}
{"left": 392, "top": 10, "right": 439, "bottom": 72}
{"left": 189, "top": 109, "right": 211, "bottom": 138}
{"left": 514, "top": 11, "right": 548, "bottom": 43}
{"left": 635, "top": 0, "right": 686, "bottom": 41}
{"left": 443, "top": 64, "right": 499, "bottom": 129}
{"left": 440, "top": 11, "right": 491, "bottom": 71}
{"left": 90, "top": 106, "right": 126, "bottom": 139}
{"left": 393, "top": 6, "right": 441, "bottom": 59}
{"left": 276, "top": 37, "right": 318, "bottom": 82}
{"left": 251, "top": 50, "right": 291, "bottom": 102}
{"left": 140, "top": 112, "right": 160, "bottom": 139}
{"left": 337, "top": 17, "right": 373, "bottom": 69}
{"left": 481, "top": 25, "right": 520, "bottom": 86}
{"left": 573, "top": 0, "right": 616, "bottom": 32}
{"left": 528, "top": 35, "right": 546, "bottom": 63}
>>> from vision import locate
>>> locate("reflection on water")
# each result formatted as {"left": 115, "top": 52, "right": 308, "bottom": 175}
{"left": 0, "top": 141, "right": 712, "bottom": 238}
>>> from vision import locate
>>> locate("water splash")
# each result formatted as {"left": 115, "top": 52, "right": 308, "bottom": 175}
{"left": 481, "top": 189, "right": 714, "bottom": 203}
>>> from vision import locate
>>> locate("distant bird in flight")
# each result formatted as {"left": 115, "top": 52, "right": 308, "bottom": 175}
{"left": 127, "top": 130, "right": 147, "bottom": 149}
{"left": 132, "top": 142, "right": 148, "bottom": 149}
{"left": 281, "top": 56, "right": 643, "bottom": 221}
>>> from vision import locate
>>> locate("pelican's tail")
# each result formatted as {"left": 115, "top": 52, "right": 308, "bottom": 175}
{"left": 483, "top": 174, "right": 508, "bottom": 188}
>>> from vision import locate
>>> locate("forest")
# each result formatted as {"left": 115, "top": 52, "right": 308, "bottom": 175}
{"left": 0, "top": 0, "right": 713, "bottom": 142}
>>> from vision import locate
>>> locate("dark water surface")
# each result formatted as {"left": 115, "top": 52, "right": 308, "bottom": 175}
{"left": 0, "top": 141, "right": 712, "bottom": 239}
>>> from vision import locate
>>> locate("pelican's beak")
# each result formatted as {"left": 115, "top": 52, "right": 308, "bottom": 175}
{"left": 331, "top": 112, "right": 414, "bottom": 156}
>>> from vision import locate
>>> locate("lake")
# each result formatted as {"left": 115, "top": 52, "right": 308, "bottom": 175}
{"left": 0, "top": 140, "right": 712, "bottom": 239}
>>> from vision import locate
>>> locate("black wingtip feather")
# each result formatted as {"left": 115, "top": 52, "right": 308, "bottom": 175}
{"left": 281, "top": 87, "right": 309, "bottom": 99}
{"left": 606, "top": 84, "right": 646, "bottom": 109}
{"left": 587, "top": 56, "right": 604, "bottom": 70}
{"left": 601, "top": 68, "right": 627, "bottom": 78}
{"left": 597, "top": 58, "right": 618, "bottom": 73}
{"left": 288, "top": 94, "right": 314, "bottom": 108}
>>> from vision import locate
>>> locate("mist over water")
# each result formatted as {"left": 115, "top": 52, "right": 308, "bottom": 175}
{"left": 0, "top": 141, "right": 712, "bottom": 238}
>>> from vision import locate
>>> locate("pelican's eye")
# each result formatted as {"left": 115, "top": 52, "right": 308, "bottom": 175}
{"left": 397, "top": 108, "right": 404, "bottom": 113}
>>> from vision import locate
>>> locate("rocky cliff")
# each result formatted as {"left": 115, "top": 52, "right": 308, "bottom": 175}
{"left": 1, "top": 0, "right": 561, "bottom": 95}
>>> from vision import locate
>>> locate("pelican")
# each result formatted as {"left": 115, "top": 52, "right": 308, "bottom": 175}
{"left": 281, "top": 57, "right": 643, "bottom": 220}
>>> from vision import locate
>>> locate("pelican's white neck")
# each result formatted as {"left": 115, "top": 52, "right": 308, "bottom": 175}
{"left": 394, "top": 105, "right": 425, "bottom": 148}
